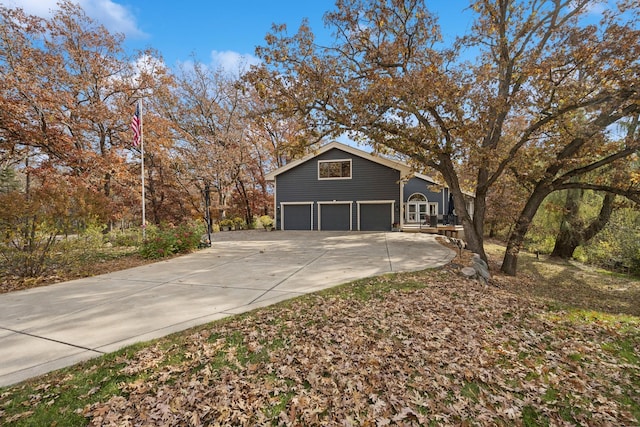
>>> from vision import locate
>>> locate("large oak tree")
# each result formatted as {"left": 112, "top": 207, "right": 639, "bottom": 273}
{"left": 249, "top": 0, "right": 640, "bottom": 274}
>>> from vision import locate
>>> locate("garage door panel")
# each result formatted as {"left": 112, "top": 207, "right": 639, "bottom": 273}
{"left": 320, "top": 204, "right": 351, "bottom": 231}
{"left": 360, "top": 203, "right": 392, "bottom": 231}
{"left": 282, "top": 204, "right": 312, "bottom": 230}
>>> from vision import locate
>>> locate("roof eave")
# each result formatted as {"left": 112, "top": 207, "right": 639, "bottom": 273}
{"left": 264, "top": 141, "right": 411, "bottom": 179}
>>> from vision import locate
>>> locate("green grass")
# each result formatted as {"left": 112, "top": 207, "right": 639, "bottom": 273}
{"left": 522, "top": 405, "right": 550, "bottom": 427}
{"left": 325, "top": 272, "right": 431, "bottom": 301}
{"left": 460, "top": 381, "right": 481, "bottom": 403}
{"left": 0, "top": 345, "right": 149, "bottom": 426}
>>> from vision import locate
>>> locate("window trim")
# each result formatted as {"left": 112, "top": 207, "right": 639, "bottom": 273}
{"left": 317, "top": 159, "right": 352, "bottom": 180}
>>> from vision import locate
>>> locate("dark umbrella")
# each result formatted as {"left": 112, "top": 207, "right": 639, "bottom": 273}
{"left": 447, "top": 193, "right": 455, "bottom": 215}
{"left": 447, "top": 193, "right": 455, "bottom": 225}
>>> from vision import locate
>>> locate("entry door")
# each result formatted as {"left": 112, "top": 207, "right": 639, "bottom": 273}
{"left": 407, "top": 204, "right": 417, "bottom": 222}
{"left": 418, "top": 203, "right": 428, "bottom": 223}
{"left": 407, "top": 202, "right": 428, "bottom": 223}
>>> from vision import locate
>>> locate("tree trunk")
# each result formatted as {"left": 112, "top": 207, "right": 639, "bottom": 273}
{"left": 550, "top": 188, "right": 582, "bottom": 259}
{"left": 463, "top": 192, "right": 488, "bottom": 262}
{"left": 550, "top": 191, "right": 615, "bottom": 259}
{"left": 438, "top": 153, "right": 488, "bottom": 262}
{"left": 235, "top": 178, "right": 253, "bottom": 226}
{"left": 502, "top": 186, "right": 551, "bottom": 276}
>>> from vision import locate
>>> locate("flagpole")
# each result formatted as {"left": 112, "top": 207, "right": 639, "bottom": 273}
{"left": 140, "top": 99, "right": 146, "bottom": 240}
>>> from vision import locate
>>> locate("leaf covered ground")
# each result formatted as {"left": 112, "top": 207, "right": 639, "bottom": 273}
{"left": 0, "top": 247, "right": 154, "bottom": 294}
{"left": 1, "top": 245, "right": 639, "bottom": 426}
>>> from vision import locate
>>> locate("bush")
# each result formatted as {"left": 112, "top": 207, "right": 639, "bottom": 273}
{"left": 579, "top": 208, "right": 640, "bottom": 275}
{"left": 140, "top": 221, "right": 205, "bottom": 259}
{"left": 107, "top": 228, "right": 142, "bottom": 247}
{"left": 232, "top": 217, "right": 246, "bottom": 230}
{"left": 0, "top": 219, "right": 111, "bottom": 279}
{"left": 219, "top": 218, "right": 234, "bottom": 229}
{"left": 0, "top": 181, "right": 110, "bottom": 278}
{"left": 258, "top": 215, "right": 274, "bottom": 229}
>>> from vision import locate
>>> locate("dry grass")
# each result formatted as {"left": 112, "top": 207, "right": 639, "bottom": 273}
{"left": 0, "top": 247, "right": 157, "bottom": 294}
{"left": 484, "top": 241, "right": 640, "bottom": 317}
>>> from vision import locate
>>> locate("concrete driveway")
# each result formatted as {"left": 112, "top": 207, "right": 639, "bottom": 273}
{"left": 0, "top": 231, "right": 454, "bottom": 387}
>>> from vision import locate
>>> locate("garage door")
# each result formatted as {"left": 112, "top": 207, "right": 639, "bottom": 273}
{"left": 281, "top": 204, "right": 312, "bottom": 230}
{"left": 359, "top": 203, "right": 392, "bottom": 231}
{"left": 319, "top": 203, "right": 351, "bottom": 231}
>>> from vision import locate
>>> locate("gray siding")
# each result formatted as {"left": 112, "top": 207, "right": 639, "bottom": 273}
{"left": 404, "top": 177, "right": 449, "bottom": 215}
{"left": 276, "top": 148, "right": 401, "bottom": 230}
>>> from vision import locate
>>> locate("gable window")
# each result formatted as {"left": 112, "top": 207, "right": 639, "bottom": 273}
{"left": 318, "top": 159, "right": 351, "bottom": 179}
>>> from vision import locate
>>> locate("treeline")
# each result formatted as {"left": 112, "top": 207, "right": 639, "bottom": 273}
{"left": 0, "top": 2, "right": 313, "bottom": 231}
{"left": 0, "top": 2, "right": 317, "bottom": 279}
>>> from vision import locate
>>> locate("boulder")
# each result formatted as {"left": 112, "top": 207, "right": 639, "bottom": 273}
{"left": 461, "top": 266, "right": 477, "bottom": 279}
{"left": 472, "top": 253, "right": 491, "bottom": 286}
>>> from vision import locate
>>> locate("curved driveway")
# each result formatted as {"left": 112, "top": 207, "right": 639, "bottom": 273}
{"left": 0, "top": 231, "right": 453, "bottom": 386}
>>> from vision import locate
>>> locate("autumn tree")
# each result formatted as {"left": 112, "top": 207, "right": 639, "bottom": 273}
{"left": 162, "top": 60, "right": 307, "bottom": 225}
{"left": 0, "top": 1, "right": 158, "bottom": 228}
{"left": 250, "top": 0, "right": 640, "bottom": 274}
{"left": 551, "top": 115, "right": 640, "bottom": 259}
{"left": 242, "top": 85, "right": 322, "bottom": 216}
{"left": 160, "top": 61, "right": 250, "bottom": 224}
{"left": 548, "top": 190, "right": 615, "bottom": 259}
{"left": 124, "top": 54, "right": 203, "bottom": 226}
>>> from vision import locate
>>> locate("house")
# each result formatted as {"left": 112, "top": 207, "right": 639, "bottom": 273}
{"left": 264, "top": 141, "right": 474, "bottom": 231}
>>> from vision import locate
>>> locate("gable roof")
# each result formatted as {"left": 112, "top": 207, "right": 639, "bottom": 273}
{"left": 264, "top": 141, "right": 475, "bottom": 197}
{"left": 264, "top": 141, "right": 412, "bottom": 181}
{"left": 412, "top": 172, "right": 438, "bottom": 185}
{"left": 412, "top": 172, "right": 475, "bottom": 197}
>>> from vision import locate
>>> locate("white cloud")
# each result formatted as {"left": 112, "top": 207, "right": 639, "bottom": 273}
{"left": 4, "top": 0, "right": 146, "bottom": 38}
{"left": 570, "top": 0, "right": 610, "bottom": 16}
{"left": 3, "top": 0, "right": 57, "bottom": 16}
{"left": 210, "top": 50, "right": 261, "bottom": 76}
{"left": 584, "top": 2, "right": 607, "bottom": 15}
{"left": 82, "top": 0, "right": 145, "bottom": 38}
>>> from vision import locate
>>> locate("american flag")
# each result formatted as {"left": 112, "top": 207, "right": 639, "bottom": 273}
{"left": 131, "top": 102, "right": 141, "bottom": 146}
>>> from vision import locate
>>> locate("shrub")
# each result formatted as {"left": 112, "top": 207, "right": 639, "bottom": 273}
{"left": 0, "top": 181, "right": 110, "bottom": 278}
{"left": 232, "top": 217, "right": 246, "bottom": 230}
{"left": 0, "top": 218, "right": 110, "bottom": 279}
{"left": 140, "top": 221, "right": 205, "bottom": 259}
{"left": 0, "top": 190, "right": 61, "bottom": 277}
{"left": 579, "top": 208, "right": 640, "bottom": 275}
{"left": 219, "top": 218, "right": 234, "bottom": 229}
{"left": 107, "top": 228, "right": 142, "bottom": 247}
{"left": 78, "top": 222, "right": 105, "bottom": 248}
{"left": 258, "top": 215, "right": 274, "bottom": 229}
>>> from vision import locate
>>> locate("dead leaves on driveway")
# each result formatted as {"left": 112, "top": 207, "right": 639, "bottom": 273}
{"left": 80, "top": 269, "right": 639, "bottom": 426}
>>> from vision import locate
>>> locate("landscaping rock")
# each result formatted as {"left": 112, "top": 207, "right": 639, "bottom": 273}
{"left": 461, "top": 266, "right": 477, "bottom": 278}
{"left": 472, "top": 253, "right": 491, "bottom": 286}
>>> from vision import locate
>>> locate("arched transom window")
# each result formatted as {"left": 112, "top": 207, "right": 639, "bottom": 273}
{"left": 408, "top": 193, "right": 427, "bottom": 202}
{"left": 406, "top": 193, "right": 429, "bottom": 223}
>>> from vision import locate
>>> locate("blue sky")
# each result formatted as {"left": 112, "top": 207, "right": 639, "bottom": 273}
{"left": 4, "top": 0, "right": 476, "bottom": 71}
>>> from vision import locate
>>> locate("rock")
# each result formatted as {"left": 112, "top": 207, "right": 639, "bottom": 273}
{"left": 461, "top": 266, "right": 477, "bottom": 278}
{"left": 472, "top": 253, "right": 491, "bottom": 286}
{"left": 447, "top": 237, "right": 466, "bottom": 255}
{"left": 455, "top": 238, "right": 467, "bottom": 250}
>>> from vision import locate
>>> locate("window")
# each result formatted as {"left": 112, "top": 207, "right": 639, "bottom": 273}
{"left": 407, "top": 193, "right": 427, "bottom": 202}
{"left": 318, "top": 159, "right": 351, "bottom": 179}
{"left": 429, "top": 202, "right": 438, "bottom": 216}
